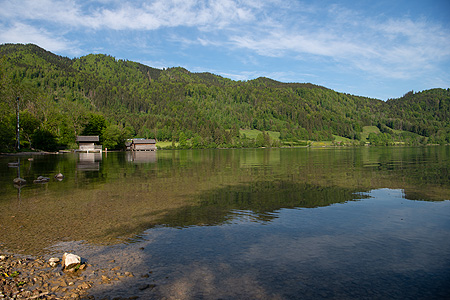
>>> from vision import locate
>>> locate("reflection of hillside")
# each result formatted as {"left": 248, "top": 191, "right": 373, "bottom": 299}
{"left": 239, "top": 149, "right": 280, "bottom": 168}
{"left": 155, "top": 181, "right": 369, "bottom": 228}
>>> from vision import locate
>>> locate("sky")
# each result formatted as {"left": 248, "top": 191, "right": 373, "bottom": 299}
{"left": 0, "top": 0, "right": 449, "bottom": 100}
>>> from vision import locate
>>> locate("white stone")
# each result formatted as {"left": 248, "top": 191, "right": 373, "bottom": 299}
{"left": 62, "top": 253, "right": 81, "bottom": 270}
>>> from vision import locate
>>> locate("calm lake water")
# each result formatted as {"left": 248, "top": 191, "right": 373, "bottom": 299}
{"left": 1, "top": 147, "right": 450, "bottom": 299}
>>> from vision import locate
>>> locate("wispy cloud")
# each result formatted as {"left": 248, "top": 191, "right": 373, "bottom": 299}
{"left": 0, "top": 22, "right": 79, "bottom": 54}
{"left": 0, "top": 0, "right": 93, "bottom": 28}
{"left": 0, "top": 0, "right": 259, "bottom": 54}
{"left": 0, "top": 0, "right": 448, "bottom": 93}
{"left": 227, "top": 3, "right": 450, "bottom": 80}
{"left": 0, "top": 0, "right": 256, "bottom": 30}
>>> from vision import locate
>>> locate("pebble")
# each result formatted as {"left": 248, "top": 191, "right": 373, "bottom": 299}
{"left": 79, "top": 282, "right": 91, "bottom": 289}
{"left": 49, "top": 257, "right": 60, "bottom": 267}
{"left": 139, "top": 284, "right": 156, "bottom": 291}
{"left": 139, "top": 284, "right": 150, "bottom": 290}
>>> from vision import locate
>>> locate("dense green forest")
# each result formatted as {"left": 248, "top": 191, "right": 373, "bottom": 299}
{"left": 0, "top": 43, "right": 449, "bottom": 152}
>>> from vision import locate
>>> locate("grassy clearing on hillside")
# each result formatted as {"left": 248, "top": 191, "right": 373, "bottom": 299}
{"left": 156, "top": 127, "right": 402, "bottom": 149}
{"left": 361, "top": 126, "right": 381, "bottom": 141}
{"left": 333, "top": 135, "right": 353, "bottom": 143}
{"left": 240, "top": 129, "right": 281, "bottom": 140}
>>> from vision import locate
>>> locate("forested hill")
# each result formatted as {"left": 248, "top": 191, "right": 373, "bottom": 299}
{"left": 0, "top": 43, "right": 449, "bottom": 151}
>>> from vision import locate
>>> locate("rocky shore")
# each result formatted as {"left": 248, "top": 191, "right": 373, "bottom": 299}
{"left": 0, "top": 254, "right": 139, "bottom": 300}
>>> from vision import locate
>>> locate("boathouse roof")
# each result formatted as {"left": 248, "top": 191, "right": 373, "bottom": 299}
{"left": 76, "top": 136, "right": 100, "bottom": 142}
{"left": 132, "top": 139, "right": 156, "bottom": 144}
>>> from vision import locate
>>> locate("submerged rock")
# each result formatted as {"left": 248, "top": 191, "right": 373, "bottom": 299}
{"left": 33, "top": 176, "right": 50, "bottom": 184}
{"left": 13, "top": 177, "right": 26, "bottom": 185}
{"left": 54, "top": 172, "right": 64, "bottom": 181}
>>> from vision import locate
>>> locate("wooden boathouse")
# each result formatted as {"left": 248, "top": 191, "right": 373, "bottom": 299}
{"left": 76, "top": 136, "right": 102, "bottom": 153}
{"left": 128, "top": 139, "right": 157, "bottom": 151}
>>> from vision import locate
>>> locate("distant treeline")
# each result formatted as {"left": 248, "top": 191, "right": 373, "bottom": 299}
{"left": 0, "top": 43, "right": 449, "bottom": 152}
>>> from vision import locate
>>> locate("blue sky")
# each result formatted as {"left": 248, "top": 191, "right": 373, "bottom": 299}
{"left": 1, "top": 0, "right": 449, "bottom": 100}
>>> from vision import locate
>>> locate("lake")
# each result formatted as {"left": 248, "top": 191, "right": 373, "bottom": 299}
{"left": 1, "top": 147, "right": 449, "bottom": 299}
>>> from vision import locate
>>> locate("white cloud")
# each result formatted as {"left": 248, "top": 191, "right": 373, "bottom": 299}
{"left": 0, "top": 0, "right": 94, "bottom": 28}
{"left": 0, "top": 0, "right": 448, "bottom": 85}
{"left": 0, "top": 22, "right": 78, "bottom": 54}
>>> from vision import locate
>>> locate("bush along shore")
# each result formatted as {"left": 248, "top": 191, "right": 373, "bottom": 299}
{"left": 0, "top": 253, "right": 137, "bottom": 299}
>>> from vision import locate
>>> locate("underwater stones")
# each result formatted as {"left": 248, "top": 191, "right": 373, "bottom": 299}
{"left": 12, "top": 177, "right": 26, "bottom": 185}
{"left": 33, "top": 176, "right": 50, "bottom": 184}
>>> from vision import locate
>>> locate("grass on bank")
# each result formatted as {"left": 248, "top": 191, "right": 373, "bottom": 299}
{"left": 156, "top": 129, "right": 358, "bottom": 149}
{"left": 156, "top": 126, "right": 429, "bottom": 149}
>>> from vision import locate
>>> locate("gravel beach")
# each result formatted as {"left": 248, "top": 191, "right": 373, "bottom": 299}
{"left": 0, "top": 254, "right": 138, "bottom": 300}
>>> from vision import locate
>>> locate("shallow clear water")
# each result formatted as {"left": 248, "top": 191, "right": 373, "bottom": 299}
{"left": 1, "top": 147, "right": 449, "bottom": 299}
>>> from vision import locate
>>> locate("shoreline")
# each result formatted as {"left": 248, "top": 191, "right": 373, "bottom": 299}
{"left": 0, "top": 253, "right": 138, "bottom": 300}
{"left": 1, "top": 144, "right": 447, "bottom": 157}
{"left": 0, "top": 151, "right": 59, "bottom": 157}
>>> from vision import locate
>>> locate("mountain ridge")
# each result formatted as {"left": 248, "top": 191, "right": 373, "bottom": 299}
{"left": 0, "top": 43, "right": 449, "bottom": 151}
